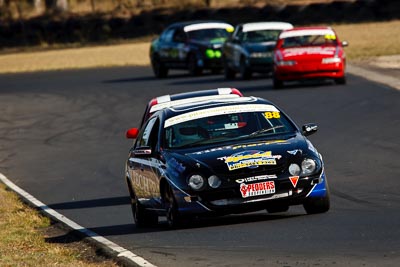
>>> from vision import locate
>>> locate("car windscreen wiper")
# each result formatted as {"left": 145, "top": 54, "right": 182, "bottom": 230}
{"left": 248, "top": 125, "right": 286, "bottom": 136}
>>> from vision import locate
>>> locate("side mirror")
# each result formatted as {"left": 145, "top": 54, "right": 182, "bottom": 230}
{"left": 134, "top": 146, "right": 152, "bottom": 157}
{"left": 341, "top": 41, "right": 349, "bottom": 47}
{"left": 302, "top": 123, "right": 318, "bottom": 136}
{"left": 126, "top": 128, "right": 139, "bottom": 139}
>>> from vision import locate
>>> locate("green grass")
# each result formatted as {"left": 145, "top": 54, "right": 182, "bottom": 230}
{"left": 0, "top": 184, "right": 118, "bottom": 267}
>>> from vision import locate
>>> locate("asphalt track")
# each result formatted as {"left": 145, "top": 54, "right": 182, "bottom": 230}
{"left": 0, "top": 67, "right": 399, "bottom": 267}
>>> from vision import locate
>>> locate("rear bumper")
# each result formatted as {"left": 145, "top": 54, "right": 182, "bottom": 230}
{"left": 275, "top": 62, "right": 345, "bottom": 81}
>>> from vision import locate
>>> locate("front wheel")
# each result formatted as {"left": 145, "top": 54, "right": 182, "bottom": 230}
{"left": 273, "top": 76, "right": 284, "bottom": 89}
{"left": 165, "top": 184, "right": 187, "bottom": 228}
{"left": 151, "top": 56, "right": 168, "bottom": 78}
{"left": 334, "top": 76, "right": 346, "bottom": 85}
{"left": 303, "top": 186, "right": 330, "bottom": 214}
{"left": 223, "top": 58, "right": 236, "bottom": 80}
{"left": 239, "top": 57, "right": 251, "bottom": 80}
{"left": 188, "top": 54, "right": 202, "bottom": 76}
{"left": 131, "top": 194, "right": 158, "bottom": 227}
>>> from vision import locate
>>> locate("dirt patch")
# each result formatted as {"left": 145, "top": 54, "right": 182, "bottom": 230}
{"left": 0, "top": 42, "right": 150, "bottom": 73}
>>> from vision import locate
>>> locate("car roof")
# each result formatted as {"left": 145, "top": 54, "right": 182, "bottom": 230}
{"left": 163, "top": 96, "right": 273, "bottom": 115}
{"left": 149, "top": 88, "right": 243, "bottom": 113}
{"left": 163, "top": 96, "right": 277, "bottom": 127}
{"left": 279, "top": 26, "right": 335, "bottom": 39}
{"left": 241, "top": 22, "right": 293, "bottom": 32}
{"left": 167, "top": 20, "right": 234, "bottom": 32}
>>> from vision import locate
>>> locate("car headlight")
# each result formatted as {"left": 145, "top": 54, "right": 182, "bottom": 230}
{"left": 289, "top": 163, "right": 301, "bottom": 176}
{"left": 322, "top": 57, "right": 341, "bottom": 64}
{"left": 301, "top": 158, "right": 317, "bottom": 175}
{"left": 208, "top": 175, "right": 221, "bottom": 188}
{"left": 276, "top": 60, "right": 296, "bottom": 66}
{"left": 188, "top": 174, "right": 205, "bottom": 191}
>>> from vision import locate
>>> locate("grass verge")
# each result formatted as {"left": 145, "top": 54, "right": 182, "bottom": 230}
{"left": 0, "top": 183, "right": 118, "bottom": 267}
{"left": 0, "top": 20, "right": 399, "bottom": 74}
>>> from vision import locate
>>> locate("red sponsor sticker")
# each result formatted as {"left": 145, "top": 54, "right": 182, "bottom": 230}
{"left": 240, "top": 181, "right": 275, "bottom": 198}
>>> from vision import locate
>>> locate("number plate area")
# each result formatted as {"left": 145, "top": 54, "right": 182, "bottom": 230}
{"left": 240, "top": 181, "right": 275, "bottom": 198}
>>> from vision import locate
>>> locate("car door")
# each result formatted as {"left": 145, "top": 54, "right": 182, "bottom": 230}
{"left": 170, "top": 28, "right": 189, "bottom": 68}
{"left": 224, "top": 25, "right": 243, "bottom": 70}
{"left": 127, "top": 117, "right": 162, "bottom": 203}
{"left": 158, "top": 28, "right": 175, "bottom": 64}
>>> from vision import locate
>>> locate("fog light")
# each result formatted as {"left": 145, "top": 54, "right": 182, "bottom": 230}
{"left": 208, "top": 175, "right": 221, "bottom": 188}
{"left": 289, "top": 163, "right": 301, "bottom": 176}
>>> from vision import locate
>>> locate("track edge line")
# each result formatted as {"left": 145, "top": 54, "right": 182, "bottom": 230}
{"left": 0, "top": 172, "right": 157, "bottom": 267}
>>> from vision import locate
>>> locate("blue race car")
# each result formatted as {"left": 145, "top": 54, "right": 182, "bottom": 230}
{"left": 150, "top": 20, "right": 234, "bottom": 78}
{"left": 125, "top": 93, "right": 329, "bottom": 227}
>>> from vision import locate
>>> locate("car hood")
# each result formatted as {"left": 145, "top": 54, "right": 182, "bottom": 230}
{"left": 280, "top": 46, "right": 337, "bottom": 61}
{"left": 169, "top": 134, "right": 313, "bottom": 178}
{"left": 244, "top": 42, "right": 276, "bottom": 53}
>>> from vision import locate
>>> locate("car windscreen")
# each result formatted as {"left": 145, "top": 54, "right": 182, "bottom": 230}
{"left": 187, "top": 28, "right": 231, "bottom": 43}
{"left": 242, "top": 29, "right": 282, "bottom": 43}
{"left": 281, "top": 34, "right": 338, "bottom": 48}
{"left": 164, "top": 108, "right": 296, "bottom": 149}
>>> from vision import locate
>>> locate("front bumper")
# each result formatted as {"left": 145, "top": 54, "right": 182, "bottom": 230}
{"left": 201, "top": 57, "right": 223, "bottom": 69}
{"left": 174, "top": 171, "right": 328, "bottom": 216}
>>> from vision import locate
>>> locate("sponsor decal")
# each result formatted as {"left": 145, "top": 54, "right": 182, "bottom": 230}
{"left": 240, "top": 181, "right": 275, "bottom": 198}
{"left": 232, "top": 140, "right": 287, "bottom": 150}
{"left": 164, "top": 104, "right": 279, "bottom": 128}
{"left": 167, "top": 158, "right": 186, "bottom": 173}
{"left": 283, "top": 47, "right": 336, "bottom": 57}
{"left": 289, "top": 176, "right": 299, "bottom": 188}
{"left": 324, "top": 34, "right": 336, "bottom": 40}
{"left": 235, "top": 174, "right": 277, "bottom": 184}
{"left": 192, "top": 146, "right": 232, "bottom": 155}
{"left": 218, "top": 150, "right": 281, "bottom": 171}
{"left": 131, "top": 172, "right": 159, "bottom": 196}
{"left": 263, "top": 111, "right": 281, "bottom": 119}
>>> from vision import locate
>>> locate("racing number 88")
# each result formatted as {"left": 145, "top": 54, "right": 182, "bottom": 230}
{"left": 264, "top": 112, "right": 280, "bottom": 119}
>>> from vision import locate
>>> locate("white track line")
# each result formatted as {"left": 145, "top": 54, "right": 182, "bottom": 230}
{"left": 347, "top": 64, "right": 400, "bottom": 91}
{"left": 0, "top": 172, "right": 157, "bottom": 267}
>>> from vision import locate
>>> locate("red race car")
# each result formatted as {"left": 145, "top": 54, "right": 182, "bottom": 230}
{"left": 273, "top": 26, "right": 348, "bottom": 88}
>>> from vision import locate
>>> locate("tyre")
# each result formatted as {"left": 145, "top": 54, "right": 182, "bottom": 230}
{"left": 223, "top": 59, "right": 236, "bottom": 80}
{"left": 239, "top": 57, "right": 251, "bottom": 80}
{"left": 334, "top": 76, "right": 346, "bottom": 85}
{"left": 151, "top": 55, "right": 168, "bottom": 78}
{"left": 188, "top": 54, "right": 202, "bottom": 76}
{"left": 273, "top": 75, "right": 284, "bottom": 89}
{"left": 303, "top": 182, "right": 331, "bottom": 214}
{"left": 130, "top": 194, "right": 158, "bottom": 227}
{"left": 165, "top": 184, "right": 186, "bottom": 228}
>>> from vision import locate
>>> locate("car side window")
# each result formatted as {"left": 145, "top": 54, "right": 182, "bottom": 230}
{"left": 136, "top": 117, "right": 157, "bottom": 148}
{"left": 173, "top": 29, "right": 186, "bottom": 43}
{"left": 161, "top": 28, "right": 175, "bottom": 43}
